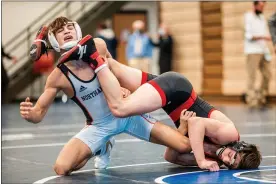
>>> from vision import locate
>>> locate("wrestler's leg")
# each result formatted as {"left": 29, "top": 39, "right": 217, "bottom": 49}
{"left": 97, "top": 58, "right": 163, "bottom": 117}
{"left": 125, "top": 115, "right": 191, "bottom": 154}
{"left": 73, "top": 155, "right": 92, "bottom": 171}
{"left": 164, "top": 149, "right": 198, "bottom": 166}
{"left": 124, "top": 114, "right": 220, "bottom": 167}
{"left": 107, "top": 58, "right": 143, "bottom": 92}
{"left": 54, "top": 138, "right": 92, "bottom": 175}
{"left": 117, "top": 83, "right": 163, "bottom": 116}
{"left": 99, "top": 66, "right": 163, "bottom": 117}
{"left": 149, "top": 122, "right": 191, "bottom": 153}
{"left": 54, "top": 124, "right": 113, "bottom": 175}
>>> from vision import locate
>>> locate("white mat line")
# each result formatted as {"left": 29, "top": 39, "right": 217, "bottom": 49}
{"left": 3, "top": 120, "right": 275, "bottom": 133}
{"left": 33, "top": 164, "right": 276, "bottom": 184}
{"left": 238, "top": 122, "right": 276, "bottom": 127}
{"left": 240, "top": 133, "right": 276, "bottom": 138}
{"left": 2, "top": 132, "right": 276, "bottom": 142}
{"left": 33, "top": 161, "right": 169, "bottom": 184}
{"left": 2, "top": 124, "right": 82, "bottom": 133}
{"left": 4, "top": 156, "right": 50, "bottom": 166}
{"left": 2, "top": 138, "right": 143, "bottom": 149}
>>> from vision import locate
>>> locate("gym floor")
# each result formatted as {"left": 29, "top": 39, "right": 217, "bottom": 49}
{"left": 2, "top": 102, "right": 276, "bottom": 183}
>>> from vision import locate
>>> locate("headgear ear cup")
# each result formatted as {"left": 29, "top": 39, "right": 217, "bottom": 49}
{"left": 74, "top": 22, "right": 82, "bottom": 40}
{"left": 48, "top": 31, "right": 60, "bottom": 52}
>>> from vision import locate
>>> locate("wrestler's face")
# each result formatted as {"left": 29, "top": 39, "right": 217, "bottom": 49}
{"left": 55, "top": 22, "right": 77, "bottom": 46}
{"left": 218, "top": 147, "right": 241, "bottom": 169}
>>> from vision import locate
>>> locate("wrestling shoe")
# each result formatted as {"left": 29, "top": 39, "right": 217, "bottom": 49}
{"left": 94, "top": 137, "right": 115, "bottom": 169}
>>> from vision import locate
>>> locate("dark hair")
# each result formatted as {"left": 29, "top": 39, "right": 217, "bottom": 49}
{"left": 254, "top": 1, "right": 266, "bottom": 6}
{"left": 99, "top": 23, "right": 107, "bottom": 30}
{"left": 237, "top": 144, "right": 262, "bottom": 169}
{"left": 48, "top": 16, "right": 73, "bottom": 35}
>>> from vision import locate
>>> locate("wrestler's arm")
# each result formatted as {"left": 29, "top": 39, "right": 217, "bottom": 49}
{"left": 106, "top": 57, "right": 143, "bottom": 92}
{"left": 20, "top": 71, "right": 60, "bottom": 123}
{"left": 187, "top": 117, "right": 239, "bottom": 166}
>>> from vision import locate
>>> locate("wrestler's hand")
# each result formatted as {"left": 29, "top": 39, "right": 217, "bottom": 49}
{"left": 12, "top": 56, "right": 17, "bottom": 64}
{"left": 180, "top": 109, "right": 196, "bottom": 122}
{"left": 20, "top": 97, "right": 34, "bottom": 122}
{"left": 178, "top": 109, "right": 196, "bottom": 135}
{"left": 121, "top": 87, "right": 131, "bottom": 98}
{"left": 198, "top": 159, "right": 220, "bottom": 172}
{"left": 180, "top": 109, "right": 196, "bottom": 128}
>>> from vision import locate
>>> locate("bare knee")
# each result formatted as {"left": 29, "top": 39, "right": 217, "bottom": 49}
{"left": 53, "top": 162, "right": 71, "bottom": 176}
{"left": 110, "top": 106, "right": 128, "bottom": 118}
{"left": 110, "top": 99, "right": 132, "bottom": 118}
{"left": 175, "top": 139, "right": 191, "bottom": 153}
{"left": 164, "top": 148, "right": 177, "bottom": 163}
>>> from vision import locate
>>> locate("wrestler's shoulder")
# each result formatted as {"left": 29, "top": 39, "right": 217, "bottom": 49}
{"left": 46, "top": 68, "right": 64, "bottom": 87}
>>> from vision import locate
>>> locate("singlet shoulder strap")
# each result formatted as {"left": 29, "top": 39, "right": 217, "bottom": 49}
{"left": 56, "top": 63, "right": 76, "bottom": 98}
{"left": 57, "top": 63, "right": 70, "bottom": 75}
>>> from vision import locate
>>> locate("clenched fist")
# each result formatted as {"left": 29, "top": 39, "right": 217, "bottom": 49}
{"left": 20, "top": 97, "right": 34, "bottom": 122}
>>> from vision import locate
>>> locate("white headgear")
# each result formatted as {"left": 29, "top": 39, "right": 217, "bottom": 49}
{"left": 48, "top": 21, "right": 82, "bottom": 52}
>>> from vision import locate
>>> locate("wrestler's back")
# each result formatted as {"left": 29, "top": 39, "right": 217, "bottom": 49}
{"left": 209, "top": 110, "right": 233, "bottom": 124}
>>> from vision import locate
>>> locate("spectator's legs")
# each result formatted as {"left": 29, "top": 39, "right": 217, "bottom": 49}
{"left": 159, "top": 59, "right": 171, "bottom": 74}
{"left": 129, "top": 58, "right": 141, "bottom": 70}
{"left": 246, "top": 54, "right": 262, "bottom": 107}
{"left": 259, "top": 56, "right": 271, "bottom": 106}
{"left": 141, "top": 58, "right": 149, "bottom": 73}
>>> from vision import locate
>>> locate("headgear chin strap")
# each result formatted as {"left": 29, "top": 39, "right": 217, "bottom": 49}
{"left": 216, "top": 147, "right": 227, "bottom": 158}
{"left": 226, "top": 141, "right": 252, "bottom": 152}
{"left": 216, "top": 141, "right": 251, "bottom": 157}
{"left": 48, "top": 21, "right": 82, "bottom": 52}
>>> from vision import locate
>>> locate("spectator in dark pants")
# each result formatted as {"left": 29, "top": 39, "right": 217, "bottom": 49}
{"left": 268, "top": 12, "right": 276, "bottom": 53}
{"left": 150, "top": 23, "right": 173, "bottom": 74}
{"left": 2, "top": 46, "right": 17, "bottom": 100}
{"left": 96, "top": 23, "right": 118, "bottom": 59}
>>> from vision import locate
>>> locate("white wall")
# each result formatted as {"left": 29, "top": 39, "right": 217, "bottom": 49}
{"left": 2, "top": 2, "right": 62, "bottom": 75}
{"left": 2, "top": 2, "right": 56, "bottom": 44}
{"left": 2, "top": 2, "right": 97, "bottom": 72}
{"left": 121, "top": 1, "right": 160, "bottom": 75}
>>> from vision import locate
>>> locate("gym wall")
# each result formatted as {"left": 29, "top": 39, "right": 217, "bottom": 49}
{"left": 160, "top": 2, "right": 276, "bottom": 96}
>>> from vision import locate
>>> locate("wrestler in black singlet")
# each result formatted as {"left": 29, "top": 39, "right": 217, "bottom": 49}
{"left": 141, "top": 71, "right": 215, "bottom": 128}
